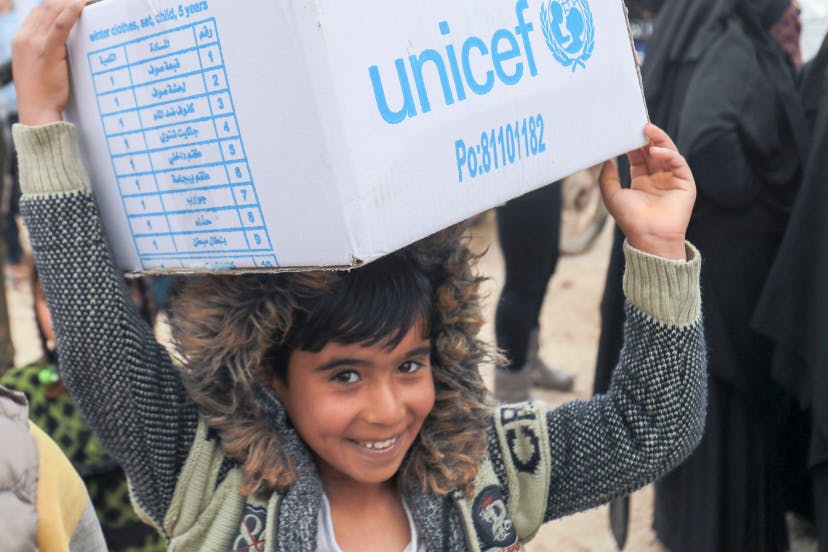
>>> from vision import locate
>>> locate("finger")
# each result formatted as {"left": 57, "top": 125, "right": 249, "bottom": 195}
{"left": 628, "top": 147, "right": 646, "bottom": 167}
{"left": 648, "top": 145, "right": 693, "bottom": 183}
{"left": 629, "top": 123, "right": 663, "bottom": 177}
{"left": 644, "top": 123, "right": 679, "bottom": 153}
{"left": 628, "top": 147, "right": 652, "bottom": 179}
{"left": 25, "top": 0, "right": 65, "bottom": 36}
{"left": 16, "top": 0, "right": 48, "bottom": 37}
{"left": 15, "top": 0, "right": 67, "bottom": 53}
{"left": 598, "top": 159, "right": 621, "bottom": 206}
{"left": 44, "top": 0, "right": 86, "bottom": 55}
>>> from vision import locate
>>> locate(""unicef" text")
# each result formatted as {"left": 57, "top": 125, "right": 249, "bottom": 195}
{"left": 368, "top": 0, "right": 538, "bottom": 125}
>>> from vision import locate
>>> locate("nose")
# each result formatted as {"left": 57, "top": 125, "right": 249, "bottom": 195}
{"left": 362, "top": 380, "right": 404, "bottom": 426}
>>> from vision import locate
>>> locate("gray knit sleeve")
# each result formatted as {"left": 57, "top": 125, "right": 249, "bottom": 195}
{"left": 540, "top": 243, "right": 707, "bottom": 521}
{"left": 542, "top": 306, "right": 706, "bottom": 521}
{"left": 15, "top": 123, "right": 198, "bottom": 532}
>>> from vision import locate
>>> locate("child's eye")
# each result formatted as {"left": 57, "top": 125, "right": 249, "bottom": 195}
{"left": 331, "top": 371, "right": 360, "bottom": 384}
{"left": 398, "top": 360, "right": 424, "bottom": 374}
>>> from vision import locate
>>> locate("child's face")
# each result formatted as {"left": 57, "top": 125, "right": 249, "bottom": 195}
{"left": 273, "top": 323, "right": 435, "bottom": 487}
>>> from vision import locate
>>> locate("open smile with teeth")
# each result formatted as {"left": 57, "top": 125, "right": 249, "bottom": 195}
{"left": 359, "top": 435, "right": 399, "bottom": 450}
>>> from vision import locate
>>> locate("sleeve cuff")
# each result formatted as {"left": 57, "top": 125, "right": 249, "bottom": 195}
{"left": 12, "top": 122, "right": 91, "bottom": 196}
{"left": 622, "top": 240, "right": 701, "bottom": 327}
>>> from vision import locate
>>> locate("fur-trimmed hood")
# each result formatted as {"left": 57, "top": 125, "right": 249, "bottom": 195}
{"left": 167, "top": 223, "right": 496, "bottom": 498}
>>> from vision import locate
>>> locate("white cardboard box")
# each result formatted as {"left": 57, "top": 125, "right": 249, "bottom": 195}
{"left": 65, "top": 0, "right": 648, "bottom": 273}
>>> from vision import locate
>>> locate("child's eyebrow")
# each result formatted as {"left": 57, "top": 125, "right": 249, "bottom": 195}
{"left": 314, "top": 344, "right": 431, "bottom": 372}
{"left": 403, "top": 346, "right": 431, "bottom": 359}
{"left": 314, "top": 358, "right": 370, "bottom": 373}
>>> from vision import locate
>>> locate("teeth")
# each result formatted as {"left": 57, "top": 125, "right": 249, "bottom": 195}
{"left": 363, "top": 436, "right": 398, "bottom": 450}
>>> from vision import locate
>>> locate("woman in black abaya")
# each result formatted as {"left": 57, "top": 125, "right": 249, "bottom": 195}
{"left": 594, "top": 0, "right": 810, "bottom": 550}
{"left": 753, "top": 32, "right": 828, "bottom": 548}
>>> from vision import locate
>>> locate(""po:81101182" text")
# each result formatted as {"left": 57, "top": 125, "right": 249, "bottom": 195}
{"left": 454, "top": 113, "right": 547, "bottom": 183}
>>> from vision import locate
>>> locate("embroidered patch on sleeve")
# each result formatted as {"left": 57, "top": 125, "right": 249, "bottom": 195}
{"left": 500, "top": 403, "right": 537, "bottom": 425}
{"left": 230, "top": 505, "right": 267, "bottom": 552}
{"left": 473, "top": 486, "right": 520, "bottom": 550}
{"left": 505, "top": 426, "right": 541, "bottom": 474}
{"left": 500, "top": 402, "right": 541, "bottom": 475}
{"left": 492, "top": 400, "right": 550, "bottom": 540}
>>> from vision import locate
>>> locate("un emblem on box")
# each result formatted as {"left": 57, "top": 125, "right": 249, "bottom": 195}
{"left": 540, "top": 0, "right": 595, "bottom": 71}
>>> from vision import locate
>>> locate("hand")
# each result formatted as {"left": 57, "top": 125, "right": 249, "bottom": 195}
{"left": 599, "top": 124, "right": 696, "bottom": 260}
{"left": 12, "top": 0, "right": 86, "bottom": 126}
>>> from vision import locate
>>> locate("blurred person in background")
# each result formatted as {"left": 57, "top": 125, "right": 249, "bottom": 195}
{"left": 626, "top": 0, "right": 664, "bottom": 62}
{"left": 595, "top": 0, "right": 811, "bottom": 550}
{"left": 1, "top": 268, "right": 165, "bottom": 551}
{"left": 0, "top": 0, "right": 17, "bottom": 370}
{"left": 492, "top": 181, "right": 575, "bottom": 403}
{"left": 753, "top": 30, "right": 828, "bottom": 549}
{"left": 0, "top": 384, "right": 107, "bottom": 551}
{"left": 0, "top": 0, "right": 23, "bottom": 273}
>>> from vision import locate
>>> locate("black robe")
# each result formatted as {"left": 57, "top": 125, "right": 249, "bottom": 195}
{"left": 594, "top": 1, "right": 810, "bottom": 550}
{"left": 752, "top": 32, "right": 828, "bottom": 544}
{"left": 753, "top": 29, "right": 828, "bottom": 471}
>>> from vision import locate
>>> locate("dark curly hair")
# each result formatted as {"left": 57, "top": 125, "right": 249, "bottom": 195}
{"left": 168, "top": 223, "right": 496, "bottom": 498}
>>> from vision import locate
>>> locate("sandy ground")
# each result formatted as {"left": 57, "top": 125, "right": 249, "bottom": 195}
{"left": 6, "top": 213, "right": 819, "bottom": 551}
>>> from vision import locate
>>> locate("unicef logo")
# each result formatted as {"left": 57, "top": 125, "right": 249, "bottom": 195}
{"left": 540, "top": 0, "right": 596, "bottom": 71}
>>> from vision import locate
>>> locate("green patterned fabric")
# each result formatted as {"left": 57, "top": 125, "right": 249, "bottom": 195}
{"left": 2, "top": 360, "right": 165, "bottom": 551}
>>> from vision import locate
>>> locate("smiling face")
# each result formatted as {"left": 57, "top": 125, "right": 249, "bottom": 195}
{"left": 273, "top": 322, "right": 436, "bottom": 488}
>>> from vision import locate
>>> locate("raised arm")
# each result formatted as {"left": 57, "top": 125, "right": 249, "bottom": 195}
{"left": 546, "top": 125, "right": 704, "bottom": 517}
{"left": 540, "top": 241, "right": 705, "bottom": 520}
{"left": 13, "top": 0, "right": 198, "bottom": 531}
{"left": 488, "top": 126, "right": 706, "bottom": 523}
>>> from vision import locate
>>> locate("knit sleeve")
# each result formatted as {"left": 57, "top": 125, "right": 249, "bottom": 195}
{"left": 540, "top": 242, "right": 706, "bottom": 521}
{"left": 15, "top": 122, "right": 199, "bottom": 533}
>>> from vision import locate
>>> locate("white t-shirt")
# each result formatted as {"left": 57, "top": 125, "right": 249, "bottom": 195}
{"left": 316, "top": 493, "right": 426, "bottom": 552}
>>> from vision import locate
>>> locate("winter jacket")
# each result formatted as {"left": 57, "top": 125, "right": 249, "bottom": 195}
{"left": 0, "top": 384, "right": 107, "bottom": 551}
{"left": 2, "top": 361, "right": 167, "bottom": 551}
{"left": 16, "top": 122, "right": 707, "bottom": 551}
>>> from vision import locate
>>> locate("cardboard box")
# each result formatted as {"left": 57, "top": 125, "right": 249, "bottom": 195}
{"left": 65, "top": 0, "right": 648, "bottom": 273}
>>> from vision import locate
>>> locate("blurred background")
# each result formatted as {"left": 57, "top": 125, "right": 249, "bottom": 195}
{"left": 0, "top": 1, "right": 827, "bottom": 551}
